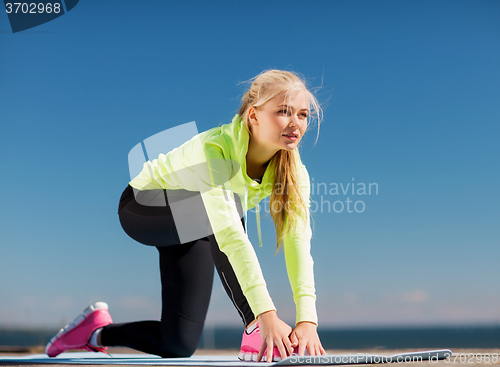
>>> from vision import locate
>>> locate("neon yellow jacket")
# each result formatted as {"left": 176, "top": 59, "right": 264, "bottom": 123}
{"left": 129, "top": 114, "right": 317, "bottom": 325}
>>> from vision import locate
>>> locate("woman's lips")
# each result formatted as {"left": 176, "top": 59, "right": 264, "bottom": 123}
{"left": 283, "top": 134, "right": 298, "bottom": 141}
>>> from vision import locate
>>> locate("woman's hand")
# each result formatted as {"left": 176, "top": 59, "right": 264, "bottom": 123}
{"left": 289, "top": 322, "right": 326, "bottom": 357}
{"left": 256, "top": 310, "right": 294, "bottom": 362}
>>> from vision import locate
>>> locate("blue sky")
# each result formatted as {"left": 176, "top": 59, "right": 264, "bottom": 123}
{"left": 1, "top": 0, "right": 499, "bottom": 330}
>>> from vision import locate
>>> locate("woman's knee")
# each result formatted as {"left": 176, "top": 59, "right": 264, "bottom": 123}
{"left": 154, "top": 337, "right": 198, "bottom": 358}
{"left": 169, "top": 343, "right": 197, "bottom": 358}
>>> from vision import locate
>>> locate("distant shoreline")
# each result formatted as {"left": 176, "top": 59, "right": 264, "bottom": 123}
{"left": 1, "top": 326, "right": 499, "bottom": 350}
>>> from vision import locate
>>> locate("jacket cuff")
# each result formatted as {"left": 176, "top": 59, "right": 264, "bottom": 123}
{"left": 295, "top": 296, "right": 318, "bottom": 325}
{"left": 245, "top": 284, "right": 276, "bottom": 318}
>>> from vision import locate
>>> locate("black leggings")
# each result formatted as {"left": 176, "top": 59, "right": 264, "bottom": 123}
{"left": 100, "top": 185, "right": 255, "bottom": 357}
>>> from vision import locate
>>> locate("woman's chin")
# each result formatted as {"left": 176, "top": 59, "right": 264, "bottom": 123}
{"left": 282, "top": 142, "right": 298, "bottom": 151}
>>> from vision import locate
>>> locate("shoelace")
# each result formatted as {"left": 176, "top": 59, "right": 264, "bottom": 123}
{"left": 86, "top": 342, "right": 113, "bottom": 357}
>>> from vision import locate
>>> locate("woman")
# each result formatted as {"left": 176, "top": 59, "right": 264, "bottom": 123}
{"left": 46, "top": 70, "right": 325, "bottom": 362}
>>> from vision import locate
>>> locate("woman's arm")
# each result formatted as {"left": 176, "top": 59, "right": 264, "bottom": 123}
{"left": 283, "top": 165, "right": 317, "bottom": 324}
{"left": 198, "top": 143, "right": 277, "bottom": 316}
{"left": 198, "top": 144, "right": 301, "bottom": 361}
{"left": 283, "top": 165, "right": 325, "bottom": 355}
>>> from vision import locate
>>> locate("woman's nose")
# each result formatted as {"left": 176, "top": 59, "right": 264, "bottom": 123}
{"left": 289, "top": 115, "right": 303, "bottom": 129}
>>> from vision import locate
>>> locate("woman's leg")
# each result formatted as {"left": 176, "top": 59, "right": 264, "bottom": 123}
{"left": 101, "top": 239, "right": 214, "bottom": 357}
{"left": 100, "top": 186, "right": 214, "bottom": 357}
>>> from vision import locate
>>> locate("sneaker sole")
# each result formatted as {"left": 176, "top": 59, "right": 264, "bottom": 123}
{"left": 45, "top": 302, "right": 109, "bottom": 356}
{"left": 238, "top": 351, "right": 282, "bottom": 362}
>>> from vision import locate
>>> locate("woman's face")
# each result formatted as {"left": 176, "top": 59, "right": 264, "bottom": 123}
{"left": 250, "top": 90, "right": 309, "bottom": 153}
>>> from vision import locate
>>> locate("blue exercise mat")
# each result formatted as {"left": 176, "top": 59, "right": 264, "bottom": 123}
{"left": 0, "top": 349, "right": 452, "bottom": 365}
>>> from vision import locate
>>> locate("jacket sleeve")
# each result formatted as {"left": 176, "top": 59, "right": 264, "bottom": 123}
{"left": 282, "top": 165, "right": 318, "bottom": 325}
{"left": 197, "top": 141, "right": 277, "bottom": 318}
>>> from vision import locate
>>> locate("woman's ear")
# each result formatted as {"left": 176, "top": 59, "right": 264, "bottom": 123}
{"left": 248, "top": 107, "right": 259, "bottom": 126}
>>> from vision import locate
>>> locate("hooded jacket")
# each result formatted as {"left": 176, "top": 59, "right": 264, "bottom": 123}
{"left": 129, "top": 114, "right": 317, "bottom": 325}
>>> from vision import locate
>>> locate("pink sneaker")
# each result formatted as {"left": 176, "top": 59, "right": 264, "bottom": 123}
{"left": 238, "top": 322, "right": 286, "bottom": 362}
{"left": 46, "top": 302, "right": 113, "bottom": 357}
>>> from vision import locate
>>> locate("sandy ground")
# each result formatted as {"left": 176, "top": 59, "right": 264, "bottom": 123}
{"left": 0, "top": 347, "right": 499, "bottom": 366}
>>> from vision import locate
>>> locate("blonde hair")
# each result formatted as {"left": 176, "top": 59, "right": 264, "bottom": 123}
{"left": 238, "top": 70, "right": 322, "bottom": 252}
